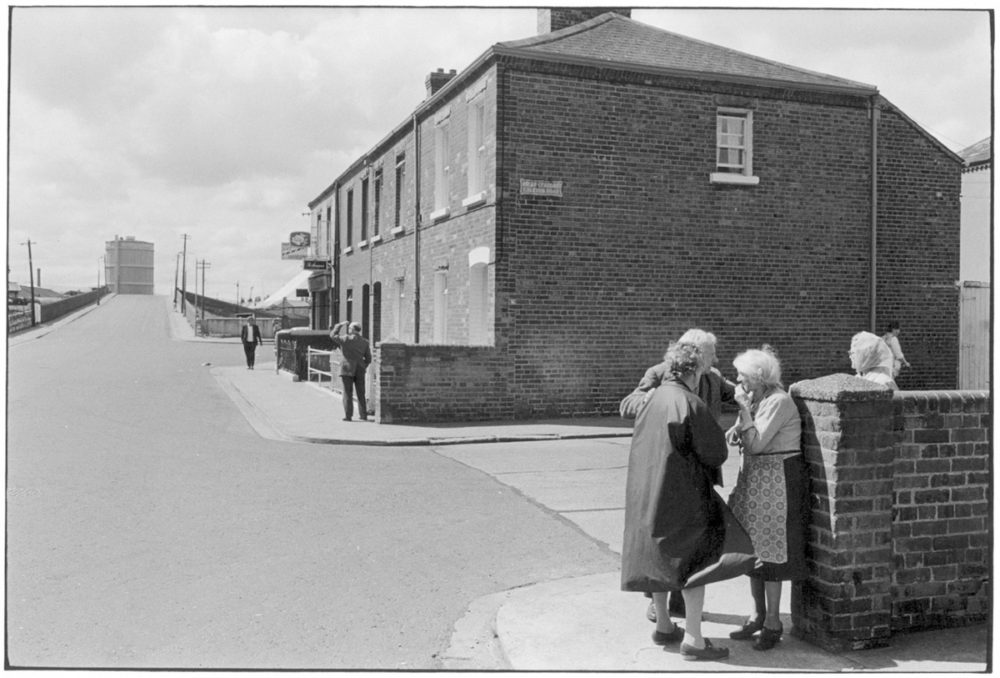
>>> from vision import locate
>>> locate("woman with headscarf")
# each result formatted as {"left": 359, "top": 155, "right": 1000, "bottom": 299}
{"left": 621, "top": 342, "right": 755, "bottom": 661}
{"left": 849, "top": 331, "right": 898, "bottom": 389}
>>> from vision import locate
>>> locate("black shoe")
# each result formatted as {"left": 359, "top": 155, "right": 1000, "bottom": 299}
{"left": 680, "top": 639, "right": 729, "bottom": 661}
{"left": 730, "top": 617, "right": 765, "bottom": 640}
{"left": 753, "top": 624, "right": 783, "bottom": 651}
{"left": 342, "top": 417, "right": 352, "bottom": 421}
{"left": 652, "top": 626, "right": 684, "bottom": 645}
{"left": 646, "top": 600, "right": 657, "bottom": 623}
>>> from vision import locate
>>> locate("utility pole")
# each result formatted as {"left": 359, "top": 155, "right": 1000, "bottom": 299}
{"left": 180, "top": 234, "right": 190, "bottom": 314}
{"left": 21, "top": 240, "right": 36, "bottom": 327}
{"left": 196, "top": 259, "right": 211, "bottom": 335}
{"left": 173, "top": 252, "right": 180, "bottom": 308}
{"left": 236, "top": 280, "right": 240, "bottom": 307}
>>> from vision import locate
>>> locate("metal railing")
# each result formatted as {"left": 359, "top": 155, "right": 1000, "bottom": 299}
{"left": 307, "top": 346, "right": 335, "bottom": 386}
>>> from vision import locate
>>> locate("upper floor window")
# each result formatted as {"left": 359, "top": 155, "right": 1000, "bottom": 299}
{"left": 394, "top": 153, "right": 405, "bottom": 232}
{"left": 711, "top": 109, "right": 759, "bottom": 185}
{"left": 361, "top": 176, "right": 369, "bottom": 242}
{"left": 433, "top": 109, "right": 451, "bottom": 219}
{"left": 466, "top": 95, "right": 487, "bottom": 203}
{"left": 373, "top": 168, "right": 383, "bottom": 238}
{"left": 345, "top": 188, "right": 354, "bottom": 249}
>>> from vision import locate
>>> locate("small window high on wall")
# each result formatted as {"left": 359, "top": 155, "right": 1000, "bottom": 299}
{"left": 711, "top": 108, "right": 759, "bottom": 185}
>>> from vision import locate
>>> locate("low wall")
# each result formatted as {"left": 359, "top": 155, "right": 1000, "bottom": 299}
{"left": 789, "top": 375, "right": 990, "bottom": 652}
{"left": 37, "top": 288, "right": 107, "bottom": 324}
{"left": 374, "top": 343, "right": 511, "bottom": 423}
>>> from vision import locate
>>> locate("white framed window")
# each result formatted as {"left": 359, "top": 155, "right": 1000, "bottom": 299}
{"left": 711, "top": 108, "right": 759, "bottom": 185}
{"left": 468, "top": 247, "right": 489, "bottom": 345}
{"left": 393, "top": 277, "right": 405, "bottom": 341}
{"left": 433, "top": 111, "right": 451, "bottom": 218}
{"left": 465, "top": 94, "right": 487, "bottom": 204}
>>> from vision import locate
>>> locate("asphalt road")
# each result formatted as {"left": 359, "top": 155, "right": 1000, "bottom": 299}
{"left": 6, "top": 295, "right": 619, "bottom": 669}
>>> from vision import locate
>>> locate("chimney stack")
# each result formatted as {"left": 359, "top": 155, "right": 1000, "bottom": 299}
{"left": 426, "top": 68, "right": 457, "bottom": 98}
{"left": 537, "top": 7, "right": 631, "bottom": 34}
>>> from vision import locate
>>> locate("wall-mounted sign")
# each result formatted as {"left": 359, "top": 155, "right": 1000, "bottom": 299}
{"left": 519, "top": 179, "right": 563, "bottom": 197}
{"left": 303, "top": 259, "right": 330, "bottom": 270}
{"left": 289, "top": 231, "right": 311, "bottom": 247}
{"left": 281, "top": 242, "right": 308, "bottom": 260}
{"left": 295, "top": 288, "right": 309, "bottom": 298}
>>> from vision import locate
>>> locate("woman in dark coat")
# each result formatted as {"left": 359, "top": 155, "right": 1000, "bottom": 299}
{"left": 621, "top": 342, "right": 755, "bottom": 661}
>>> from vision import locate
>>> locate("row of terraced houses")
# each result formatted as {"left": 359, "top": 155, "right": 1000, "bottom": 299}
{"left": 303, "top": 7, "right": 965, "bottom": 423}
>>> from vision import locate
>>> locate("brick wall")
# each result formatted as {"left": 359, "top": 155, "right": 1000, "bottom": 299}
{"left": 890, "top": 389, "right": 990, "bottom": 630}
{"left": 490, "top": 58, "right": 962, "bottom": 418}
{"left": 375, "top": 343, "right": 511, "bottom": 423}
{"left": 789, "top": 374, "right": 989, "bottom": 652}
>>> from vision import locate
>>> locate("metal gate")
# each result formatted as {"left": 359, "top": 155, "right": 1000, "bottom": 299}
{"left": 958, "top": 281, "right": 990, "bottom": 389}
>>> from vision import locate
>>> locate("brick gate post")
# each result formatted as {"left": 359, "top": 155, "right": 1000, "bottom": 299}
{"left": 788, "top": 374, "right": 896, "bottom": 652}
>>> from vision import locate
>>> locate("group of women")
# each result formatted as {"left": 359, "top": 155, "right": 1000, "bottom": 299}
{"left": 620, "top": 326, "right": 905, "bottom": 661}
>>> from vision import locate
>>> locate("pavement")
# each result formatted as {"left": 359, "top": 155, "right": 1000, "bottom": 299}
{"left": 159, "top": 298, "right": 989, "bottom": 670}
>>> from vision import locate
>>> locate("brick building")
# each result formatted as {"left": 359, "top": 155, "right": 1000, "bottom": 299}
{"left": 307, "top": 9, "right": 963, "bottom": 421}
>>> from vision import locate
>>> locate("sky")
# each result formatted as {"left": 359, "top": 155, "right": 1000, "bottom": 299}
{"left": 5, "top": 3, "right": 993, "bottom": 303}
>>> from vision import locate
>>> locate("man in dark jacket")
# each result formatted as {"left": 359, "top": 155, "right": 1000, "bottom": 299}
{"left": 240, "top": 316, "right": 263, "bottom": 369}
{"left": 330, "top": 321, "right": 372, "bottom": 421}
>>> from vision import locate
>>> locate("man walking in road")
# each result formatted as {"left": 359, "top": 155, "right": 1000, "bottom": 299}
{"left": 330, "top": 321, "right": 372, "bottom": 421}
{"left": 240, "top": 315, "right": 262, "bottom": 369}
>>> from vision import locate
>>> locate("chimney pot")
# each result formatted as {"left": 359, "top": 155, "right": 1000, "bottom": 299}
{"left": 425, "top": 68, "right": 457, "bottom": 98}
{"left": 538, "top": 7, "right": 631, "bottom": 34}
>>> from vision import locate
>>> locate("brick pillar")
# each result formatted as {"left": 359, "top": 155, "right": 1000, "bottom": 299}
{"left": 789, "top": 374, "right": 896, "bottom": 652}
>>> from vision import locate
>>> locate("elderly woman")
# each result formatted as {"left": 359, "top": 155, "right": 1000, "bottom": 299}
{"left": 726, "top": 347, "right": 809, "bottom": 652}
{"left": 850, "top": 331, "right": 898, "bottom": 388}
{"left": 622, "top": 342, "right": 755, "bottom": 661}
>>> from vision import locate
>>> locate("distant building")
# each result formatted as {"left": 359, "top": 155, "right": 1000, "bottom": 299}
{"left": 308, "top": 8, "right": 963, "bottom": 420}
{"left": 959, "top": 137, "right": 990, "bottom": 283}
{"left": 106, "top": 236, "right": 154, "bottom": 294}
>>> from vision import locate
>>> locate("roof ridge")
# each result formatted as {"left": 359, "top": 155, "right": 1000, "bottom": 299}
{"left": 498, "top": 10, "right": 620, "bottom": 50}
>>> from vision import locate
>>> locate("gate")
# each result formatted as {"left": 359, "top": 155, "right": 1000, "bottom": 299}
{"left": 958, "top": 281, "right": 990, "bottom": 389}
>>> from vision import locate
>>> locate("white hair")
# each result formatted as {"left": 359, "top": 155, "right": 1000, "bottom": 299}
{"left": 733, "top": 347, "right": 783, "bottom": 388}
{"left": 677, "top": 328, "right": 717, "bottom": 348}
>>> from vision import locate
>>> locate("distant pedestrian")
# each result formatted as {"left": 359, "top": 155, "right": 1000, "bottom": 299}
{"left": 882, "top": 321, "right": 911, "bottom": 378}
{"left": 621, "top": 341, "right": 755, "bottom": 662}
{"left": 240, "top": 316, "right": 262, "bottom": 370}
{"left": 850, "top": 331, "right": 897, "bottom": 389}
{"left": 330, "top": 321, "right": 372, "bottom": 421}
{"left": 726, "top": 347, "right": 809, "bottom": 652}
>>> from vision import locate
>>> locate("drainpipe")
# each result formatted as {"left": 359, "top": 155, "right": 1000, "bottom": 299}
{"left": 412, "top": 113, "right": 422, "bottom": 343}
{"left": 869, "top": 96, "right": 879, "bottom": 332}
{"left": 332, "top": 182, "right": 340, "bottom": 326}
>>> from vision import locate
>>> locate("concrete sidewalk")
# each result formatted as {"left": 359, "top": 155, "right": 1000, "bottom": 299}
{"left": 176, "top": 304, "right": 990, "bottom": 672}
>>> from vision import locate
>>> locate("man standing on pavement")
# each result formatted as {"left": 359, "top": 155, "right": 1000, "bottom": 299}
{"left": 330, "top": 321, "right": 372, "bottom": 421}
{"left": 240, "top": 315, "right": 262, "bottom": 370}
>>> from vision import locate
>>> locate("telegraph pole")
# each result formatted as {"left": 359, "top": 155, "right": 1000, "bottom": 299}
{"left": 180, "top": 234, "right": 190, "bottom": 314}
{"left": 196, "top": 259, "right": 211, "bottom": 335}
{"left": 173, "top": 252, "right": 181, "bottom": 308}
{"left": 21, "top": 240, "right": 36, "bottom": 327}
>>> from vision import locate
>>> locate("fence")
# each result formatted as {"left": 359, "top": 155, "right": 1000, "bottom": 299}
{"left": 958, "top": 281, "right": 990, "bottom": 389}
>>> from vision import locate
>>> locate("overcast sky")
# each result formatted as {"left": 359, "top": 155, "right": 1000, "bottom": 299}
{"left": 6, "top": 4, "right": 992, "bottom": 302}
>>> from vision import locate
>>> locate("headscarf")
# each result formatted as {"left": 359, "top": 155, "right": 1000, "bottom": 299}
{"left": 851, "top": 332, "right": 895, "bottom": 379}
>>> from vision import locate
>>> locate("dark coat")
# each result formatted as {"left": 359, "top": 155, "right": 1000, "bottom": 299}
{"left": 240, "top": 323, "right": 262, "bottom": 346}
{"left": 621, "top": 378, "right": 755, "bottom": 592}
{"left": 330, "top": 333, "right": 372, "bottom": 378}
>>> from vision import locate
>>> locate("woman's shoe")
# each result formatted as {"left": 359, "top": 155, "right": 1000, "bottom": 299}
{"left": 729, "top": 617, "right": 765, "bottom": 640}
{"left": 651, "top": 626, "right": 684, "bottom": 645}
{"left": 680, "top": 639, "right": 729, "bottom": 661}
{"left": 753, "top": 624, "right": 783, "bottom": 651}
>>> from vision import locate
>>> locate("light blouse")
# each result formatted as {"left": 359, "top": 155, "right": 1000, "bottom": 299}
{"left": 736, "top": 387, "right": 802, "bottom": 454}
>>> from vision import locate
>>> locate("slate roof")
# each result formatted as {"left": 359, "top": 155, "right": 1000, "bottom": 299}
{"left": 498, "top": 12, "right": 877, "bottom": 95}
{"left": 958, "top": 137, "right": 991, "bottom": 169}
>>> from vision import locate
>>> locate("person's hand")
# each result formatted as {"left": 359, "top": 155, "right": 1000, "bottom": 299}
{"left": 734, "top": 383, "right": 753, "bottom": 409}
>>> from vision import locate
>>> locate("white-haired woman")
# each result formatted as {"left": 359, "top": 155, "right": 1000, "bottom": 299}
{"left": 622, "top": 342, "right": 755, "bottom": 661}
{"left": 850, "top": 332, "right": 898, "bottom": 389}
{"left": 726, "top": 347, "right": 809, "bottom": 651}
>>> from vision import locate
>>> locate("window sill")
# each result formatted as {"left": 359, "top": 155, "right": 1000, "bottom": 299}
{"left": 430, "top": 207, "right": 450, "bottom": 222}
{"left": 359, "top": 240, "right": 369, "bottom": 249}
{"left": 342, "top": 246, "right": 353, "bottom": 255}
{"left": 710, "top": 172, "right": 759, "bottom": 186}
{"left": 370, "top": 234, "right": 382, "bottom": 244}
{"left": 462, "top": 191, "right": 487, "bottom": 208}
{"left": 391, "top": 227, "right": 405, "bottom": 236}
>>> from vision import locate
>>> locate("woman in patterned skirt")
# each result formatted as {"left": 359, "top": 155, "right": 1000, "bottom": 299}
{"left": 725, "top": 347, "right": 809, "bottom": 651}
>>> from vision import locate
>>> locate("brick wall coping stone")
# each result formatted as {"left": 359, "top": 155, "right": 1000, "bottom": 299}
{"left": 789, "top": 373, "right": 894, "bottom": 402}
